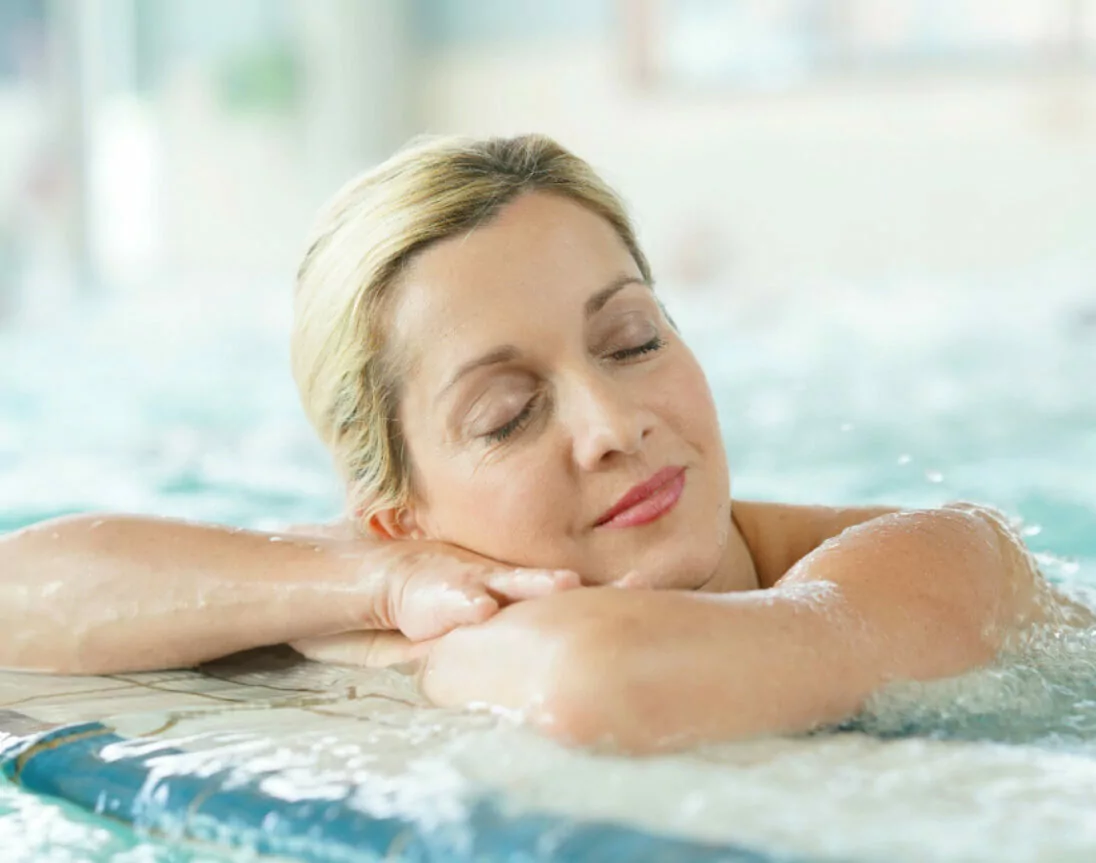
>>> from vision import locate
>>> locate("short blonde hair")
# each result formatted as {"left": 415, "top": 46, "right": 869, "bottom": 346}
{"left": 291, "top": 134, "right": 652, "bottom": 521}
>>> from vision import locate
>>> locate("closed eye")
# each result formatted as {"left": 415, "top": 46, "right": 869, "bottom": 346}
{"left": 608, "top": 336, "right": 665, "bottom": 362}
{"left": 483, "top": 393, "right": 539, "bottom": 444}
{"left": 480, "top": 336, "right": 663, "bottom": 444}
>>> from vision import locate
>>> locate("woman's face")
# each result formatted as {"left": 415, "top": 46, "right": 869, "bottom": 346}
{"left": 385, "top": 192, "right": 732, "bottom": 589}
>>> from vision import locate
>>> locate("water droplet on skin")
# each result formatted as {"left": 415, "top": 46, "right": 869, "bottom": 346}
{"left": 925, "top": 470, "right": 944, "bottom": 484}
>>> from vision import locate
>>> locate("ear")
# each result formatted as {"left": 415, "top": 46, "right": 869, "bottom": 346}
{"left": 366, "top": 504, "right": 427, "bottom": 541}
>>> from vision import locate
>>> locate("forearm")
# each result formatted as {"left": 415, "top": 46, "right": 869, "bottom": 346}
{"left": 547, "top": 589, "right": 863, "bottom": 750}
{"left": 0, "top": 514, "right": 385, "bottom": 674}
{"left": 553, "top": 508, "right": 1019, "bottom": 751}
{"left": 420, "top": 587, "right": 855, "bottom": 749}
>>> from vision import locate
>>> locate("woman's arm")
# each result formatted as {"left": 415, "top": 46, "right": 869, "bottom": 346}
{"left": 731, "top": 499, "right": 900, "bottom": 587}
{"left": 421, "top": 505, "right": 1057, "bottom": 752}
{"left": 0, "top": 514, "right": 578, "bottom": 675}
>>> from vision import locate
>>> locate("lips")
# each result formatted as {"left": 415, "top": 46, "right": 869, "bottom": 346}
{"left": 595, "top": 466, "right": 686, "bottom": 529}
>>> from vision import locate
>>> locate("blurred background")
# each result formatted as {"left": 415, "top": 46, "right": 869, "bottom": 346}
{"left": 0, "top": 1, "right": 1094, "bottom": 544}
{"left": 1, "top": 0, "right": 1095, "bottom": 312}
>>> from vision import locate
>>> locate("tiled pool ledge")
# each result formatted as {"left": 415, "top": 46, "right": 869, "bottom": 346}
{"left": 0, "top": 716, "right": 793, "bottom": 862}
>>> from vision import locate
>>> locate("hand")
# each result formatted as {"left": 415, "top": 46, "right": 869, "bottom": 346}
{"left": 289, "top": 550, "right": 583, "bottom": 671}
{"left": 294, "top": 588, "right": 682, "bottom": 750}
{"left": 290, "top": 629, "right": 430, "bottom": 668}
{"left": 289, "top": 538, "right": 581, "bottom": 665}
{"left": 290, "top": 555, "right": 665, "bottom": 672}
{"left": 365, "top": 540, "right": 582, "bottom": 641}
{"left": 292, "top": 583, "right": 622, "bottom": 684}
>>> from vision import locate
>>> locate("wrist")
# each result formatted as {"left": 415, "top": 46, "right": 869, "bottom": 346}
{"left": 247, "top": 533, "right": 389, "bottom": 636}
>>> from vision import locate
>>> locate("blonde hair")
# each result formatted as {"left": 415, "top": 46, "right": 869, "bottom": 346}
{"left": 291, "top": 134, "right": 652, "bottom": 521}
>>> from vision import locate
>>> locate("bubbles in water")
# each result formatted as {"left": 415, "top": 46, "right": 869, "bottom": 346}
{"left": 853, "top": 616, "right": 1096, "bottom": 749}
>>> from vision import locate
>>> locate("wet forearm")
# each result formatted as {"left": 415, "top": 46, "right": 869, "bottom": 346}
{"left": 541, "top": 589, "right": 861, "bottom": 750}
{"left": 553, "top": 509, "right": 1012, "bottom": 751}
{"left": 0, "top": 514, "right": 384, "bottom": 674}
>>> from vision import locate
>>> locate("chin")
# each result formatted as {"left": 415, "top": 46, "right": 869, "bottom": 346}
{"left": 639, "top": 541, "right": 724, "bottom": 590}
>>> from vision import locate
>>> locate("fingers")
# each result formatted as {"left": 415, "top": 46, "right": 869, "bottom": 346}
{"left": 399, "top": 590, "right": 499, "bottom": 642}
{"left": 399, "top": 569, "right": 578, "bottom": 641}
{"left": 290, "top": 630, "right": 427, "bottom": 668}
{"left": 613, "top": 570, "right": 645, "bottom": 589}
{"left": 395, "top": 566, "right": 581, "bottom": 642}
{"left": 449, "top": 592, "right": 500, "bottom": 624}
{"left": 484, "top": 568, "right": 582, "bottom": 602}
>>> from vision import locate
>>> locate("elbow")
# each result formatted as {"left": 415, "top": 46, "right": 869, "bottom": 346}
{"left": 528, "top": 619, "right": 673, "bottom": 755}
{"left": 930, "top": 505, "right": 1026, "bottom": 662}
{"left": 532, "top": 671, "right": 623, "bottom": 751}
{"left": 857, "top": 505, "right": 1022, "bottom": 682}
{"left": 534, "top": 682, "right": 652, "bottom": 754}
{"left": 534, "top": 673, "right": 701, "bottom": 756}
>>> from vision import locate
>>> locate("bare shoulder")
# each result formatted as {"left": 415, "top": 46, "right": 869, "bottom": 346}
{"left": 731, "top": 498, "right": 900, "bottom": 588}
{"left": 941, "top": 502, "right": 1095, "bottom": 632}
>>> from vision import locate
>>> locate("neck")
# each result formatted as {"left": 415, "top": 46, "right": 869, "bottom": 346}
{"left": 697, "top": 509, "right": 760, "bottom": 593}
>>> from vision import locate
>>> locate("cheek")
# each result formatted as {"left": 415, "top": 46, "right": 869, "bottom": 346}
{"left": 421, "top": 448, "right": 570, "bottom": 547}
{"left": 399, "top": 394, "right": 571, "bottom": 552}
{"left": 654, "top": 353, "right": 723, "bottom": 447}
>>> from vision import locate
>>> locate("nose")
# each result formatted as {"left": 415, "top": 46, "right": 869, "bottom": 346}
{"left": 562, "top": 372, "right": 654, "bottom": 471}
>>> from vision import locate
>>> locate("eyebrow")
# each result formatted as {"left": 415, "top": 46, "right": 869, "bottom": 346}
{"left": 585, "top": 274, "right": 650, "bottom": 318}
{"left": 437, "top": 274, "right": 651, "bottom": 402}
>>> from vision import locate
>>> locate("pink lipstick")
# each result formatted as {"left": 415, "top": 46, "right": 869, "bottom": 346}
{"left": 595, "top": 467, "right": 686, "bottom": 529}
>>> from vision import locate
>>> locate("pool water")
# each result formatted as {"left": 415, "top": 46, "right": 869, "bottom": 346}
{"left": 0, "top": 779, "right": 245, "bottom": 862}
{"left": 1, "top": 273, "right": 1095, "bottom": 862}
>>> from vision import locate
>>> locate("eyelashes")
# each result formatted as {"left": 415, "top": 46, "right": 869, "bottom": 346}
{"left": 483, "top": 393, "right": 539, "bottom": 443}
{"left": 480, "top": 335, "right": 667, "bottom": 445}
{"left": 607, "top": 335, "right": 665, "bottom": 362}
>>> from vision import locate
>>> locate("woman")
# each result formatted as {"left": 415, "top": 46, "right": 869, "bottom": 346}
{"left": 0, "top": 135, "right": 1070, "bottom": 753}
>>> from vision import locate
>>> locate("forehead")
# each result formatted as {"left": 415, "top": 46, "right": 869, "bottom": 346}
{"left": 389, "top": 192, "right": 641, "bottom": 367}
